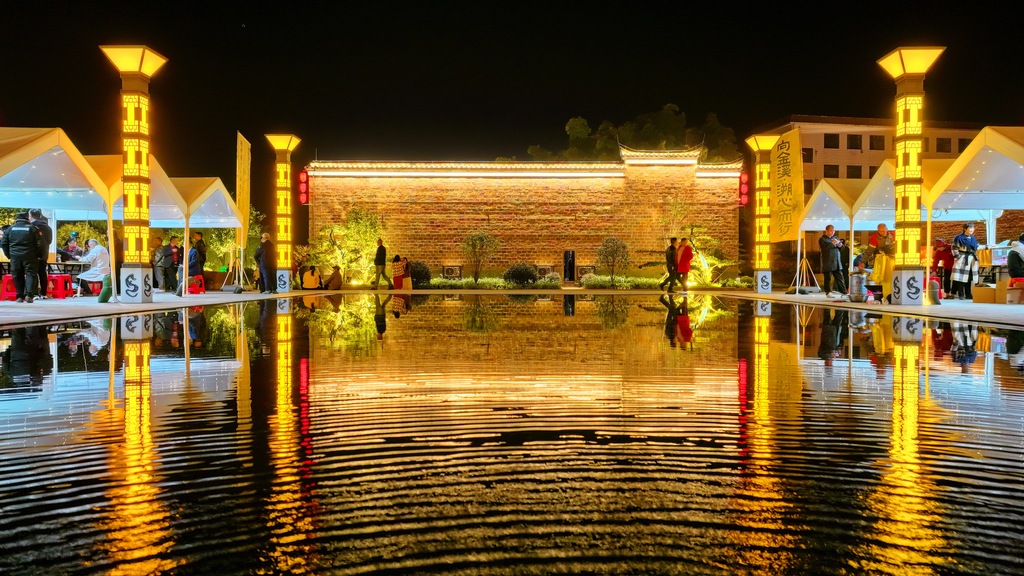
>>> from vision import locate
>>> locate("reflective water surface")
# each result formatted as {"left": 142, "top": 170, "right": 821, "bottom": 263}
{"left": 1, "top": 294, "right": 1023, "bottom": 575}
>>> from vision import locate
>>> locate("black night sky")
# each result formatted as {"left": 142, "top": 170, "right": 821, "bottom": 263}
{"left": 3, "top": 1, "right": 1024, "bottom": 241}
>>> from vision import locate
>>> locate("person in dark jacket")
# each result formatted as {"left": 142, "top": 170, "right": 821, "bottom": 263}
{"left": 1008, "top": 232, "right": 1024, "bottom": 280}
{"left": 254, "top": 233, "right": 277, "bottom": 294}
{"left": 658, "top": 237, "right": 680, "bottom": 292}
{"left": 371, "top": 238, "right": 393, "bottom": 289}
{"left": 1, "top": 212, "right": 47, "bottom": 303}
{"left": 819, "top": 225, "right": 846, "bottom": 297}
{"left": 28, "top": 209, "right": 53, "bottom": 299}
{"left": 175, "top": 246, "right": 205, "bottom": 296}
{"left": 192, "top": 231, "right": 207, "bottom": 269}
{"left": 156, "top": 237, "right": 180, "bottom": 293}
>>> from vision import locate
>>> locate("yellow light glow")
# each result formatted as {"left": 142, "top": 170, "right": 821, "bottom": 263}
{"left": 310, "top": 169, "right": 625, "bottom": 178}
{"left": 877, "top": 47, "right": 945, "bottom": 79}
{"left": 100, "top": 45, "right": 168, "bottom": 77}
{"left": 744, "top": 134, "right": 780, "bottom": 153}
{"left": 266, "top": 134, "right": 301, "bottom": 152}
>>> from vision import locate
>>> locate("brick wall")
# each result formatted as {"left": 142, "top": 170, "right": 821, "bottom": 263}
{"left": 308, "top": 165, "right": 738, "bottom": 277}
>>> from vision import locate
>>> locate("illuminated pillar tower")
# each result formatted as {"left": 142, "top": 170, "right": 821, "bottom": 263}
{"left": 265, "top": 135, "right": 301, "bottom": 293}
{"left": 745, "top": 135, "right": 780, "bottom": 294}
{"left": 101, "top": 46, "right": 167, "bottom": 303}
{"left": 877, "top": 47, "right": 944, "bottom": 306}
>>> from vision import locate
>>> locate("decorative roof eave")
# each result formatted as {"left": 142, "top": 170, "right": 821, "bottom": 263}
{"left": 694, "top": 159, "right": 744, "bottom": 178}
{"left": 618, "top": 143, "right": 702, "bottom": 165}
{"left": 308, "top": 161, "right": 625, "bottom": 178}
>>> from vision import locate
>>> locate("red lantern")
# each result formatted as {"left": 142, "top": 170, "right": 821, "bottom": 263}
{"left": 297, "top": 169, "right": 309, "bottom": 205}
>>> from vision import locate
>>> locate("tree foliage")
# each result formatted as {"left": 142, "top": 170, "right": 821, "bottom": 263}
{"left": 300, "top": 208, "right": 385, "bottom": 285}
{"left": 597, "top": 237, "right": 630, "bottom": 286}
{"left": 527, "top": 104, "right": 740, "bottom": 162}
{"left": 461, "top": 232, "right": 500, "bottom": 283}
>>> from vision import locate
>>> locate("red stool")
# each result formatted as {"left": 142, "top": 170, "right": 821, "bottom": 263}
{"left": 1, "top": 275, "right": 16, "bottom": 301}
{"left": 187, "top": 274, "right": 206, "bottom": 294}
{"left": 1010, "top": 278, "right": 1024, "bottom": 288}
{"left": 47, "top": 274, "right": 73, "bottom": 299}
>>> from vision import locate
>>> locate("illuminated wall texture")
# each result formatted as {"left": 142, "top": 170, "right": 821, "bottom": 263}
{"left": 308, "top": 153, "right": 741, "bottom": 273}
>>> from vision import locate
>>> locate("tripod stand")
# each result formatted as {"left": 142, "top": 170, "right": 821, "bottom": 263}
{"left": 788, "top": 257, "right": 822, "bottom": 294}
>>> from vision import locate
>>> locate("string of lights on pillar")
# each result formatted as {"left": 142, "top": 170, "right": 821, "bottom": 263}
{"left": 745, "top": 135, "right": 780, "bottom": 295}
{"left": 265, "top": 134, "right": 301, "bottom": 293}
{"left": 101, "top": 45, "right": 167, "bottom": 304}
{"left": 878, "top": 46, "right": 944, "bottom": 306}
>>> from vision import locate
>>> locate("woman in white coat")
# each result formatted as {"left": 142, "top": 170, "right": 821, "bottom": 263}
{"left": 75, "top": 239, "right": 111, "bottom": 295}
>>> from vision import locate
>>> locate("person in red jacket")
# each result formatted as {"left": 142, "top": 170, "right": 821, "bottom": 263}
{"left": 932, "top": 238, "right": 954, "bottom": 297}
{"left": 676, "top": 237, "right": 694, "bottom": 294}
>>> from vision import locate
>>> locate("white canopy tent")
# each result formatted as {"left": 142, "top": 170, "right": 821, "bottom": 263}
{"left": 928, "top": 126, "right": 1024, "bottom": 243}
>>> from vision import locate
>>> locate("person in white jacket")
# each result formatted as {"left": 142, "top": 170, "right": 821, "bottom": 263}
{"left": 75, "top": 239, "right": 111, "bottom": 296}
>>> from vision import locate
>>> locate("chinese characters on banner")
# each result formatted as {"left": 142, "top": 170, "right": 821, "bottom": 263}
{"left": 770, "top": 129, "right": 804, "bottom": 242}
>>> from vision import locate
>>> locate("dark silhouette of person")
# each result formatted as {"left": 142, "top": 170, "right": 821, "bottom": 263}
{"left": 375, "top": 293, "right": 392, "bottom": 345}
{"left": 660, "top": 293, "right": 683, "bottom": 347}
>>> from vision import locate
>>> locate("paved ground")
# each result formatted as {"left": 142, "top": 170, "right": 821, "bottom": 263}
{"left": 1, "top": 288, "right": 1022, "bottom": 330}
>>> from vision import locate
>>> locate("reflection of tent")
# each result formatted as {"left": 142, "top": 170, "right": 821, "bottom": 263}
{"left": 928, "top": 126, "right": 1024, "bottom": 243}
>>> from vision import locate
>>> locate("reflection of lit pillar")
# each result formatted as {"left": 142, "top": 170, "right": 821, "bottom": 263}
{"left": 100, "top": 335, "right": 176, "bottom": 572}
{"left": 745, "top": 135, "right": 780, "bottom": 294}
{"left": 265, "top": 134, "right": 301, "bottom": 293}
{"left": 877, "top": 47, "right": 944, "bottom": 306}
{"left": 101, "top": 45, "right": 167, "bottom": 303}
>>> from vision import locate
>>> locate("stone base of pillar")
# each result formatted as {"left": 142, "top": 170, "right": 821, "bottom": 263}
{"left": 275, "top": 269, "right": 291, "bottom": 294}
{"left": 275, "top": 297, "right": 292, "bottom": 315}
{"left": 754, "top": 300, "right": 771, "bottom": 317}
{"left": 755, "top": 270, "right": 772, "bottom": 294}
{"left": 892, "top": 315, "right": 925, "bottom": 341}
{"left": 120, "top": 264, "right": 154, "bottom": 303}
{"left": 120, "top": 314, "right": 154, "bottom": 339}
{"left": 891, "top": 268, "right": 925, "bottom": 306}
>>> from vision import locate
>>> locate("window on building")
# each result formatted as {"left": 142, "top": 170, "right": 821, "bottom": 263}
{"left": 868, "top": 165, "right": 879, "bottom": 178}
{"left": 847, "top": 165, "right": 862, "bottom": 178}
{"left": 824, "top": 134, "right": 840, "bottom": 149}
{"left": 802, "top": 148, "right": 813, "bottom": 163}
{"left": 869, "top": 135, "right": 885, "bottom": 150}
{"left": 847, "top": 134, "right": 862, "bottom": 150}
{"left": 823, "top": 164, "right": 839, "bottom": 178}
{"left": 936, "top": 137, "right": 952, "bottom": 153}
{"left": 921, "top": 138, "right": 930, "bottom": 152}
{"left": 958, "top": 138, "right": 972, "bottom": 153}
{"left": 804, "top": 179, "right": 814, "bottom": 195}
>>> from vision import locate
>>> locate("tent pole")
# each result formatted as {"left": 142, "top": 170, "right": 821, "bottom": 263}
{"left": 988, "top": 210, "right": 997, "bottom": 245}
{"left": 107, "top": 206, "right": 119, "bottom": 303}
{"left": 926, "top": 207, "right": 933, "bottom": 306}
{"left": 796, "top": 234, "right": 802, "bottom": 294}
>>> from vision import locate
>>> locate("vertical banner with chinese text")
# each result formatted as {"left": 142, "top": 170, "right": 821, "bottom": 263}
{"left": 770, "top": 129, "right": 804, "bottom": 242}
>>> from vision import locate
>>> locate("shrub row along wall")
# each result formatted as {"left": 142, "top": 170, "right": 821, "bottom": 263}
{"left": 307, "top": 160, "right": 739, "bottom": 277}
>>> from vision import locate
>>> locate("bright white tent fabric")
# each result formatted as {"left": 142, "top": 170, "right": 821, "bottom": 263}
{"left": 799, "top": 178, "right": 873, "bottom": 233}
{"left": 171, "top": 177, "right": 243, "bottom": 229}
{"left": 928, "top": 126, "right": 1024, "bottom": 242}
{"left": 0, "top": 128, "right": 111, "bottom": 218}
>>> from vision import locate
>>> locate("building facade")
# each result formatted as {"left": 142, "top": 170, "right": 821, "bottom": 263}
{"left": 307, "top": 146, "right": 741, "bottom": 279}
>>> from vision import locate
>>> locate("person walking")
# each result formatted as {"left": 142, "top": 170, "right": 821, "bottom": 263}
{"left": 28, "top": 209, "right": 53, "bottom": 299}
{"left": 819, "top": 225, "right": 846, "bottom": 297}
{"left": 372, "top": 238, "right": 393, "bottom": 289}
{"left": 677, "top": 237, "right": 694, "bottom": 294}
{"left": 402, "top": 256, "right": 412, "bottom": 289}
{"left": 951, "top": 222, "right": 980, "bottom": 300}
{"left": 0, "top": 212, "right": 46, "bottom": 303}
{"left": 254, "top": 233, "right": 278, "bottom": 294}
{"left": 658, "top": 237, "right": 680, "bottom": 292}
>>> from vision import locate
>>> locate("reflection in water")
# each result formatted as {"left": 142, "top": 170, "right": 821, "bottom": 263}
{"left": 0, "top": 296, "right": 1023, "bottom": 574}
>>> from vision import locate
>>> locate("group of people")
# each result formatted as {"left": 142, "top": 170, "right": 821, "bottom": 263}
{"left": 151, "top": 231, "right": 206, "bottom": 296}
{"left": 818, "top": 221, "right": 1023, "bottom": 302}
{"left": 658, "top": 237, "right": 694, "bottom": 293}
{"left": 1, "top": 210, "right": 110, "bottom": 302}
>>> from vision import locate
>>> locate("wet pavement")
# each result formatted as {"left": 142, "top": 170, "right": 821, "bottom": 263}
{"left": 1, "top": 294, "right": 1022, "bottom": 574}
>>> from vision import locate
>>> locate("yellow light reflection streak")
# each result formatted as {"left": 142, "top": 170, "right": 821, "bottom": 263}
{"left": 99, "top": 340, "right": 178, "bottom": 575}
{"left": 860, "top": 342, "right": 946, "bottom": 573}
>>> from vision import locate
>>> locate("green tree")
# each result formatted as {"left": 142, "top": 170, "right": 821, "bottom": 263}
{"left": 597, "top": 237, "right": 630, "bottom": 286}
{"left": 56, "top": 221, "right": 108, "bottom": 248}
{"left": 300, "top": 208, "right": 384, "bottom": 286}
{"left": 462, "top": 232, "right": 500, "bottom": 283}
{"left": 686, "top": 113, "right": 741, "bottom": 162}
